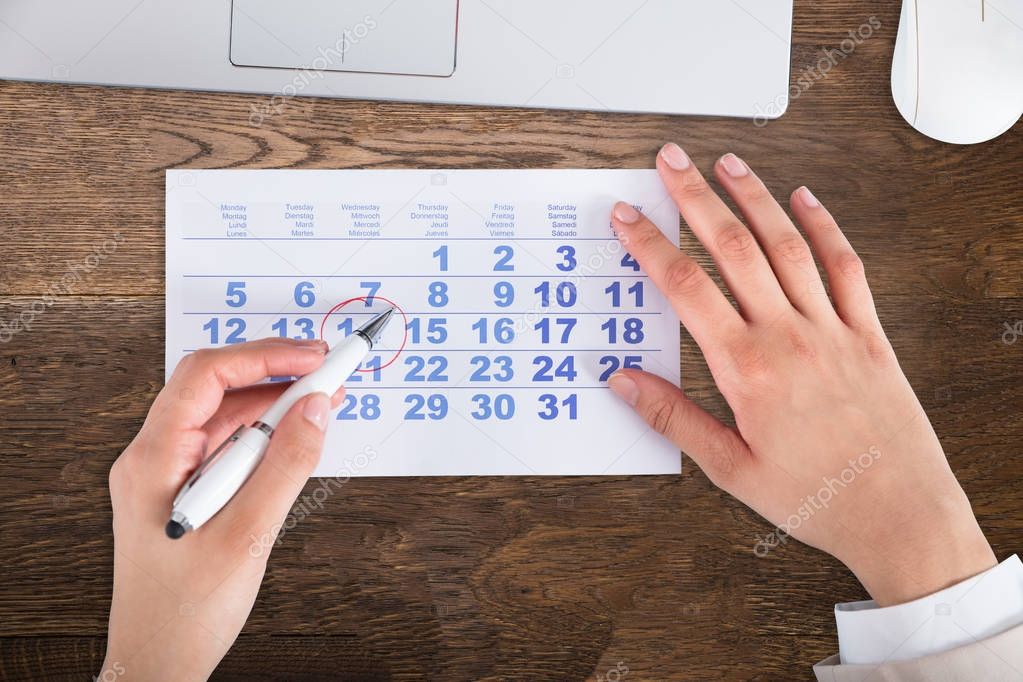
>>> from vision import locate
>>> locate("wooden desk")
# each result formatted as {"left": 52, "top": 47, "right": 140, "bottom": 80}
{"left": 1, "top": 2, "right": 1021, "bottom": 679}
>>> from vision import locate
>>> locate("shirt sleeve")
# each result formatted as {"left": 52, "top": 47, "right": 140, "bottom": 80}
{"left": 835, "top": 554, "right": 1023, "bottom": 665}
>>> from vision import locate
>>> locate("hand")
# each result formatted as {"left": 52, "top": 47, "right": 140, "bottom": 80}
{"left": 608, "top": 144, "right": 995, "bottom": 606}
{"left": 102, "top": 338, "right": 342, "bottom": 681}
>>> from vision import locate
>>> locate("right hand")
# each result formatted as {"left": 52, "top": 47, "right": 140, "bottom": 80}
{"left": 104, "top": 339, "right": 341, "bottom": 681}
{"left": 608, "top": 143, "right": 995, "bottom": 606}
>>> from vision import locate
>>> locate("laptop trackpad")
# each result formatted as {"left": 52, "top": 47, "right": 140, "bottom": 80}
{"left": 231, "top": 0, "right": 458, "bottom": 77}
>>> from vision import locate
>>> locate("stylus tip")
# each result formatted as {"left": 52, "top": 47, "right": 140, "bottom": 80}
{"left": 165, "top": 519, "right": 187, "bottom": 539}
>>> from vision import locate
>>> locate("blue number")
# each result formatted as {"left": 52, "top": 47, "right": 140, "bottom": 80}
{"left": 630, "top": 282, "right": 645, "bottom": 307}
{"left": 337, "top": 395, "right": 358, "bottom": 420}
{"left": 494, "top": 395, "right": 515, "bottom": 419}
{"left": 360, "top": 281, "right": 381, "bottom": 306}
{"left": 538, "top": 394, "right": 557, "bottom": 420}
{"left": 621, "top": 253, "right": 640, "bottom": 271}
{"left": 363, "top": 395, "right": 382, "bottom": 419}
{"left": 534, "top": 317, "right": 577, "bottom": 344}
{"left": 295, "top": 318, "right": 314, "bottom": 340}
{"left": 202, "top": 318, "right": 218, "bottom": 344}
{"left": 605, "top": 281, "right": 644, "bottom": 307}
{"left": 601, "top": 318, "right": 614, "bottom": 342}
{"left": 564, "top": 394, "right": 579, "bottom": 420}
{"left": 532, "top": 356, "right": 577, "bottom": 382}
{"left": 556, "top": 245, "right": 577, "bottom": 272}
{"left": 535, "top": 281, "right": 577, "bottom": 307}
{"left": 495, "top": 318, "right": 515, "bottom": 343}
{"left": 404, "top": 355, "right": 449, "bottom": 382}
{"left": 225, "top": 281, "right": 247, "bottom": 307}
{"left": 427, "top": 319, "right": 448, "bottom": 343}
{"left": 271, "top": 317, "right": 315, "bottom": 340}
{"left": 471, "top": 395, "right": 489, "bottom": 419}
{"left": 493, "top": 281, "right": 515, "bottom": 308}
{"left": 433, "top": 245, "right": 449, "bottom": 272}
{"left": 225, "top": 318, "right": 246, "bottom": 344}
{"left": 202, "top": 317, "right": 246, "bottom": 344}
{"left": 532, "top": 356, "right": 553, "bottom": 381}
{"left": 407, "top": 317, "right": 447, "bottom": 344}
{"left": 534, "top": 282, "right": 550, "bottom": 306}
{"left": 602, "top": 318, "right": 644, "bottom": 344}
{"left": 404, "top": 356, "right": 424, "bottom": 381}
{"left": 427, "top": 357, "right": 449, "bottom": 381}
{"left": 406, "top": 318, "right": 421, "bottom": 342}
{"left": 557, "top": 283, "right": 578, "bottom": 307}
{"left": 404, "top": 394, "right": 425, "bottom": 419}
{"left": 347, "top": 355, "right": 382, "bottom": 383}
{"left": 598, "top": 355, "right": 643, "bottom": 381}
{"left": 428, "top": 281, "right": 449, "bottom": 307}
{"left": 271, "top": 318, "right": 287, "bottom": 337}
{"left": 405, "top": 394, "right": 448, "bottom": 420}
{"left": 470, "top": 355, "right": 513, "bottom": 382}
{"left": 336, "top": 394, "right": 381, "bottom": 420}
{"left": 538, "top": 394, "right": 578, "bottom": 420}
{"left": 337, "top": 318, "right": 353, "bottom": 336}
{"left": 471, "top": 394, "right": 515, "bottom": 420}
{"left": 294, "top": 281, "right": 315, "bottom": 308}
{"left": 623, "top": 318, "right": 644, "bottom": 343}
{"left": 473, "top": 317, "right": 515, "bottom": 344}
{"left": 493, "top": 245, "right": 514, "bottom": 271}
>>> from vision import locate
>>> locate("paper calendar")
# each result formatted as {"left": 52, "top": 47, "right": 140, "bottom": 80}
{"left": 165, "top": 169, "right": 681, "bottom": 476}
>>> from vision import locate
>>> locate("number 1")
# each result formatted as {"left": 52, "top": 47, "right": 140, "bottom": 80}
{"left": 433, "top": 245, "right": 449, "bottom": 271}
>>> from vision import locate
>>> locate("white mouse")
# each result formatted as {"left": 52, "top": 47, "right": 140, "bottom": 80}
{"left": 891, "top": 0, "right": 1023, "bottom": 144}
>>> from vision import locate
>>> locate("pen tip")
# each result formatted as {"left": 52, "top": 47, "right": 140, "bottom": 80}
{"left": 165, "top": 519, "right": 187, "bottom": 540}
{"left": 355, "top": 305, "right": 397, "bottom": 347}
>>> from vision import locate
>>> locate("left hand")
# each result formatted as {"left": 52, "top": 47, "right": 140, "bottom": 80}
{"left": 607, "top": 145, "right": 994, "bottom": 606}
{"left": 102, "top": 338, "right": 342, "bottom": 681}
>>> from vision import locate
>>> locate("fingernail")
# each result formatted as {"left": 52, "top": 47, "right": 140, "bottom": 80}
{"left": 607, "top": 373, "right": 639, "bottom": 407}
{"left": 613, "top": 202, "right": 641, "bottom": 224}
{"left": 798, "top": 186, "right": 820, "bottom": 208}
{"left": 720, "top": 153, "right": 748, "bottom": 178}
{"left": 303, "top": 393, "right": 330, "bottom": 432}
{"left": 659, "top": 143, "right": 691, "bottom": 171}
{"left": 298, "top": 339, "right": 328, "bottom": 352}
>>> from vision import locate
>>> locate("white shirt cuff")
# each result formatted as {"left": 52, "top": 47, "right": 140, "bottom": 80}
{"left": 836, "top": 554, "right": 1023, "bottom": 665}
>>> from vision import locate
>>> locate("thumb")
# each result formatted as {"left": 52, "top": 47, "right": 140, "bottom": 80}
{"left": 222, "top": 392, "right": 331, "bottom": 540}
{"left": 607, "top": 370, "right": 751, "bottom": 490}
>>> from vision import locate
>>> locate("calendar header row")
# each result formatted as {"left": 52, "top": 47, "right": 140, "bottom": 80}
{"left": 166, "top": 169, "right": 673, "bottom": 241}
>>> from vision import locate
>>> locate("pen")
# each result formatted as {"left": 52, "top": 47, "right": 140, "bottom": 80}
{"left": 165, "top": 306, "right": 396, "bottom": 539}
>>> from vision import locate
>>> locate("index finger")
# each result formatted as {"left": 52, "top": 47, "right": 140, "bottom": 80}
{"left": 611, "top": 202, "right": 745, "bottom": 352}
{"left": 146, "top": 338, "right": 328, "bottom": 435}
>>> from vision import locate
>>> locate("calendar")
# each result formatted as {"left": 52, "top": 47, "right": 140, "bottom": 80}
{"left": 165, "top": 169, "right": 681, "bottom": 477}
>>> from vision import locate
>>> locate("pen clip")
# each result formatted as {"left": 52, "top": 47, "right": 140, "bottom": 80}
{"left": 172, "top": 425, "right": 246, "bottom": 508}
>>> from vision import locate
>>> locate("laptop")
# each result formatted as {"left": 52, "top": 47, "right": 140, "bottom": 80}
{"left": 0, "top": 0, "right": 793, "bottom": 119}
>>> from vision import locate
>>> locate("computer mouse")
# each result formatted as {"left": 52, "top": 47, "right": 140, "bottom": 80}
{"left": 891, "top": 0, "right": 1023, "bottom": 144}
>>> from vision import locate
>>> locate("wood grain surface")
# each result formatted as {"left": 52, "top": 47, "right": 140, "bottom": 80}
{"left": 2, "top": 1, "right": 1022, "bottom": 680}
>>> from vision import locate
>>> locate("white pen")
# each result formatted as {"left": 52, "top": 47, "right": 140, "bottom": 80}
{"left": 165, "top": 306, "right": 396, "bottom": 539}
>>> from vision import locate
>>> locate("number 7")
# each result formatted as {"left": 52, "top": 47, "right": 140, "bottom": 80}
{"left": 360, "top": 281, "right": 382, "bottom": 306}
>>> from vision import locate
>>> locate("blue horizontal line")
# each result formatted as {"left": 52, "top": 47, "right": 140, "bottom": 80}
{"left": 338, "top": 386, "right": 610, "bottom": 390}
{"left": 182, "top": 274, "right": 648, "bottom": 279}
{"left": 181, "top": 311, "right": 660, "bottom": 316}
{"left": 386, "top": 349, "right": 662, "bottom": 353}
{"left": 180, "top": 237, "right": 620, "bottom": 242}
{"left": 181, "top": 348, "right": 662, "bottom": 353}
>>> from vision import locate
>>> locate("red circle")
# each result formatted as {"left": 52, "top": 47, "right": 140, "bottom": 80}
{"left": 318, "top": 295, "right": 409, "bottom": 372}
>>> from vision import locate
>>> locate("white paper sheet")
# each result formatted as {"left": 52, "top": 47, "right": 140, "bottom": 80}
{"left": 165, "top": 169, "right": 681, "bottom": 476}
